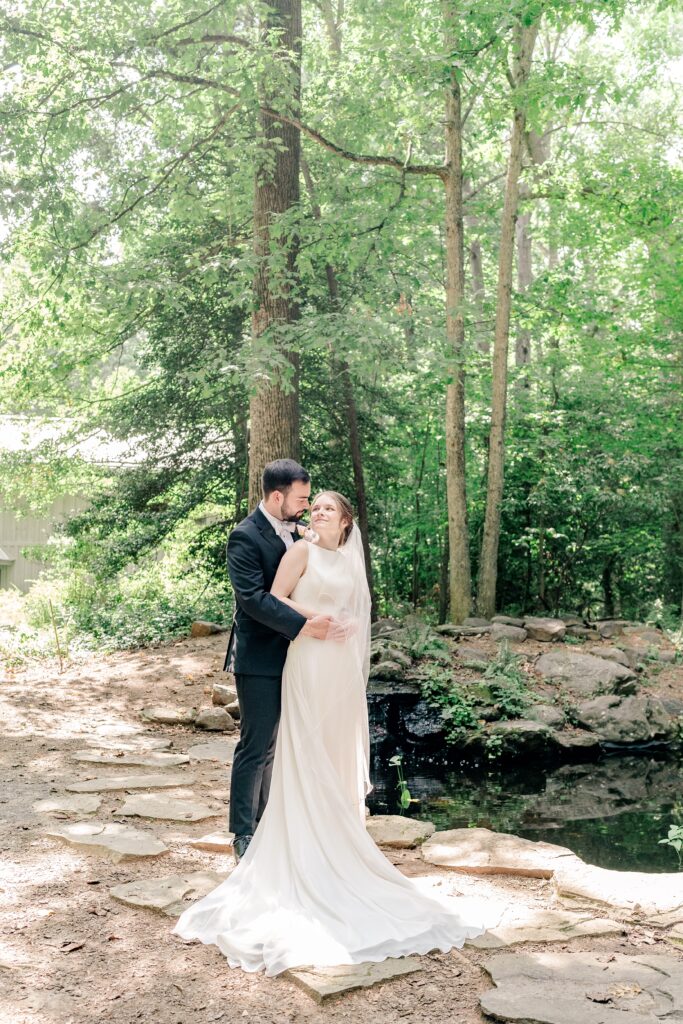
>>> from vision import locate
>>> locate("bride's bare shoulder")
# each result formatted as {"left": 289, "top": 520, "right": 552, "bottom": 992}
{"left": 281, "top": 539, "right": 310, "bottom": 570}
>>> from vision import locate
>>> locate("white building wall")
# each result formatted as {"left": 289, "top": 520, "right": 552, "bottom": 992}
{"left": 0, "top": 494, "right": 89, "bottom": 592}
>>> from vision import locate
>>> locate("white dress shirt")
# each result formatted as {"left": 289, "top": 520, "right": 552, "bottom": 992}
{"left": 258, "top": 500, "right": 296, "bottom": 550}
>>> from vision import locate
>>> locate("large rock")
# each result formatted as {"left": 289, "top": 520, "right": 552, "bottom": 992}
{"left": 421, "top": 827, "right": 576, "bottom": 878}
{"left": 565, "top": 625, "right": 599, "bottom": 640}
{"left": 526, "top": 704, "right": 565, "bottom": 729}
{"left": 464, "top": 617, "right": 491, "bottom": 627}
{"left": 523, "top": 617, "right": 566, "bottom": 642}
{"left": 140, "top": 706, "right": 198, "bottom": 725}
{"left": 211, "top": 683, "right": 238, "bottom": 706}
{"left": 457, "top": 646, "right": 490, "bottom": 668}
{"left": 468, "top": 906, "right": 623, "bottom": 949}
{"left": 553, "top": 859, "right": 683, "bottom": 916}
{"left": 585, "top": 645, "right": 631, "bottom": 668}
{"left": 370, "top": 618, "right": 401, "bottom": 638}
{"left": 45, "top": 822, "right": 168, "bottom": 862}
{"left": 491, "top": 623, "right": 527, "bottom": 643}
{"left": 370, "top": 646, "right": 413, "bottom": 669}
{"left": 111, "top": 870, "right": 227, "bottom": 916}
{"left": 403, "top": 700, "right": 445, "bottom": 740}
{"left": 552, "top": 729, "right": 602, "bottom": 754}
{"left": 118, "top": 793, "right": 223, "bottom": 822}
{"left": 366, "top": 815, "right": 435, "bottom": 848}
{"left": 194, "top": 707, "right": 236, "bottom": 732}
{"left": 492, "top": 615, "right": 525, "bottom": 628}
{"left": 596, "top": 619, "right": 630, "bottom": 639}
{"left": 573, "top": 694, "right": 673, "bottom": 743}
{"left": 65, "top": 771, "right": 195, "bottom": 792}
{"left": 369, "top": 660, "right": 406, "bottom": 682}
{"left": 487, "top": 720, "right": 556, "bottom": 758}
{"left": 71, "top": 750, "right": 190, "bottom": 768}
{"left": 535, "top": 650, "right": 636, "bottom": 697}
{"left": 190, "top": 620, "right": 227, "bottom": 637}
{"left": 480, "top": 951, "right": 683, "bottom": 1024}
{"left": 286, "top": 958, "right": 422, "bottom": 1004}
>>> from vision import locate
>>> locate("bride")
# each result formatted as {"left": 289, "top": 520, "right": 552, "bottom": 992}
{"left": 172, "top": 490, "right": 485, "bottom": 976}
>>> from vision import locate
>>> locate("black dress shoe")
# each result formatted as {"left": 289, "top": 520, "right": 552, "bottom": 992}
{"left": 232, "top": 834, "right": 253, "bottom": 863}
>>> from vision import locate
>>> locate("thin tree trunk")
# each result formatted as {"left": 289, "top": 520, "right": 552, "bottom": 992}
{"left": 464, "top": 178, "right": 488, "bottom": 355}
{"left": 248, "top": 0, "right": 302, "bottom": 508}
{"left": 515, "top": 208, "right": 532, "bottom": 377}
{"left": 300, "top": 156, "right": 377, "bottom": 616}
{"left": 477, "top": 19, "right": 539, "bottom": 619}
{"left": 443, "top": 3, "right": 472, "bottom": 623}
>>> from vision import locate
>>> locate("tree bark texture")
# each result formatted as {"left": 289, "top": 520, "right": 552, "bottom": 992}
{"left": 477, "top": 19, "right": 539, "bottom": 618}
{"left": 443, "top": 5, "right": 472, "bottom": 623}
{"left": 248, "top": 0, "right": 303, "bottom": 509}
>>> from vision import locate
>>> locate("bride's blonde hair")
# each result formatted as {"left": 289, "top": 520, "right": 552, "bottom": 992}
{"left": 311, "top": 491, "right": 354, "bottom": 546}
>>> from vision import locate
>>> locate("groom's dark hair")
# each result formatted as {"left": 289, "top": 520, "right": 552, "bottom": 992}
{"left": 262, "top": 459, "right": 310, "bottom": 497}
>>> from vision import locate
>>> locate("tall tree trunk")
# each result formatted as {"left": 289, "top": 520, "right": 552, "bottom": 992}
{"left": 248, "top": 0, "right": 303, "bottom": 509}
{"left": 300, "top": 158, "right": 377, "bottom": 616}
{"left": 443, "top": 4, "right": 472, "bottom": 623}
{"left": 477, "top": 20, "right": 539, "bottom": 619}
{"left": 463, "top": 179, "right": 488, "bottom": 355}
{"left": 515, "top": 207, "right": 532, "bottom": 378}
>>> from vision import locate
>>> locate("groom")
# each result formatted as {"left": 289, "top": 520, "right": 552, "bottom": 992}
{"left": 224, "top": 458, "right": 335, "bottom": 862}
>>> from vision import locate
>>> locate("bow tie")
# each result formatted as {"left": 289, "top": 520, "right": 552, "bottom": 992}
{"left": 277, "top": 520, "right": 297, "bottom": 534}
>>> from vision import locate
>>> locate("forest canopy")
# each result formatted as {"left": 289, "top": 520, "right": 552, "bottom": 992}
{"left": 0, "top": 0, "right": 681, "bottom": 654}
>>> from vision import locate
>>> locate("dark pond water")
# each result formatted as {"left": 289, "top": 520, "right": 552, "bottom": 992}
{"left": 366, "top": 750, "right": 683, "bottom": 873}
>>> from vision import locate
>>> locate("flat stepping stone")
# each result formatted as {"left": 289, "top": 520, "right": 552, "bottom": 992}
{"left": 71, "top": 750, "right": 190, "bottom": 768}
{"left": 366, "top": 815, "right": 435, "bottom": 848}
{"left": 33, "top": 795, "right": 102, "bottom": 815}
{"left": 186, "top": 739, "right": 238, "bottom": 762}
{"left": 140, "top": 706, "right": 198, "bottom": 725}
{"left": 45, "top": 822, "right": 168, "bottom": 862}
{"left": 422, "top": 828, "right": 576, "bottom": 878}
{"left": 65, "top": 772, "right": 195, "bottom": 792}
{"left": 118, "top": 793, "right": 223, "bottom": 822}
{"left": 111, "top": 870, "right": 227, "bottom": 917}
{"left": 480, "top": 951, "right": 683, "bottom": 1023}
{"left": 188, "top": 830, "right": 234, "bottom": 852}
{"left": 285, "top": 957, "right": 422, "bottom": 1004}
{"left": 83, "top": 736, "right": 172, "bottom": 751}
{"left": 553, "top": 859, "right": 683, "bottom": 916}
{"left": 467, "top": 907, "right": 623, "bottom": 949}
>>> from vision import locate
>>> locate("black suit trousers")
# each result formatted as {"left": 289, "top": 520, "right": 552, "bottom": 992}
{"left": 228, "top": 673, "right": 282, "bottom": 837}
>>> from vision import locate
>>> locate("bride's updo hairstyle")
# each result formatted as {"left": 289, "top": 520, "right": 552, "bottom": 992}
{"left": 312, "top": 491, "right": 354, "bottom": 546}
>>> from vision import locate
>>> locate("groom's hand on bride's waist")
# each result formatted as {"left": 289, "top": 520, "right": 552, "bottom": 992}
{"left": 300, "top": 615, "right": 348, "bottom": 641}
{"left": 301, "top": 614, "right": 333, "bottom": 639}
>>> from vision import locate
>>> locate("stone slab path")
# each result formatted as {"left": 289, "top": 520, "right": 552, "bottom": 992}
{"left": 1, "top": 632, "right": 681, "bottom": 1024}
{"left": 480, "top": 951, "right": 683, "bottom": 1022}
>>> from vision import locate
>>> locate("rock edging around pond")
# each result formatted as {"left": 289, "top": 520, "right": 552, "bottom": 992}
{"left": 368, "top": 616, "right": 682, "bottom": 764}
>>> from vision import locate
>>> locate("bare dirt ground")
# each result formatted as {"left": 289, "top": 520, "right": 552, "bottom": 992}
{"left": 1, "top": 633, "right": 681, "bottom": 1024}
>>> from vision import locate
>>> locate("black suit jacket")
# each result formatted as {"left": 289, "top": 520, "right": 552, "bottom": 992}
{"left": 223, "top": 507, "right": 307, "bottom": 676}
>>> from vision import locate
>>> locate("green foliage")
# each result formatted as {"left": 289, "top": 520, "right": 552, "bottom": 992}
{"left": 0, "top": 0, "right": 681, "bottom": 641}
{"left": 388, "top": 753, "right": 414, "bottom": 813}
{"left": 483, "top": 642, "right": 532, "bottom": 720}
{"left": 658, "top": 824, "right": 683, "bottom": 870}
{"left": 419, "top": 663, "right": 478, "bottom": 743}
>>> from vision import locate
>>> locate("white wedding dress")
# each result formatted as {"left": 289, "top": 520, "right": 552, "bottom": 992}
{"left": 172, "top": 537, "right": 486, "bottom": 976}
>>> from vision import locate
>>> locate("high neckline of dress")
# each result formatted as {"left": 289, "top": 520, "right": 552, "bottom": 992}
{"left": 313, "top": 542, "right": 341, "bottom": 555}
